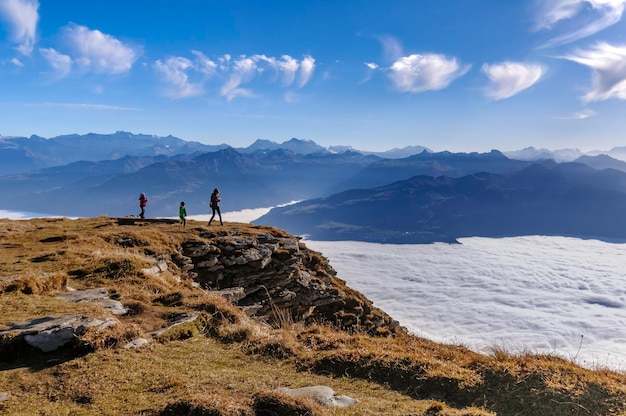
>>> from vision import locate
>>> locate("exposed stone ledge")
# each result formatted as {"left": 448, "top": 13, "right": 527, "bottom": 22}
{"left": 174, "top": 230, "right": 400, "bottom": 334}
{"left": 0, "top": 315, "right": 118, "bottom": 352}
{"left": 57, "top": 287, "right": 127, "bottom": 315}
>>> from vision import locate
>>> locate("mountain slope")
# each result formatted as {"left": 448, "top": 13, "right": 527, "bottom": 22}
{"left": 1, "top": 217, "right": 625, "bottom": 415}
{"left": 327, "top": 149, "right": 532, "bottom": 193}
{"left": 3, "top": 142, "right": 623, "bottom": 227}
{"left": 255, "top": 162, "right": 626, "bottom": 243}
{"left": 0, "top": 148, "right": 379, "bottom": 217}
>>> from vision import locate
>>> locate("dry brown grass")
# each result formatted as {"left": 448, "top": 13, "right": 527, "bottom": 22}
{"left": 0, "top": 217, "right": 625, "bottom": 416}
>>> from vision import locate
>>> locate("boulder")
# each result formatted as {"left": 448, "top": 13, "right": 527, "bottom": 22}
{"left": 122, "top": 338, "right": 150, "bottom": 349}
{"left": 276, "top": 385, "right": 358, "bottom": 408}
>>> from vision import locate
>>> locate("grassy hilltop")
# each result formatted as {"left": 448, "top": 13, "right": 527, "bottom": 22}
{"left": 0, "top": 217, "right": 625, "bottom": 415}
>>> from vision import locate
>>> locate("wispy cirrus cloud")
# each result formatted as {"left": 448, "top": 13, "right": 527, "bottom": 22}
{"left": 26, "top": 102, "right": 139, "bottom": 111}
{"left": 482, "top": 61, "right": 546, "bottom": 100}
{"left": 560, "top": 108, "right": 597, "bottom": 119}
{"left": 562, "top": 42, "right": 626, "bottom": 101}
{"left": 375, "top": 34, "right": 404, "bottom": 62}
{"left": 39, "top": 47, "right": 71, "bottom": 79}
{"left": 0, "top": 0, "right": 39, "bottom": 55}
{"left": 191, "top": 50, "right": 218, "bottom": 77}
{"left": 154, "top": 52, "right": 316, "bottom": 101}
{"left": 535, "top": 0, "right": 585, "bottom": 30}
{"left": 219, "top": 55, "right": 259, "bottom": 100}
{"left": 154, "top": 56, "right": 204, "bottom": 99}
{"left": 388, "top": 53, "right": 470, "bottom": 93}
{"left": 536, "top": 0, "right": 626, "bottom": 47}
{"left": 360, "top": 62, "right": 380, "bottom": 84}
{"left": 298, "top": 55, "right": 315, "bottom": 87}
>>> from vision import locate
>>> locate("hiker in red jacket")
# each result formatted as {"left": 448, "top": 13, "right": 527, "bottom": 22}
{"left": 139, "top": 193, "right": 148, "bottom": 218}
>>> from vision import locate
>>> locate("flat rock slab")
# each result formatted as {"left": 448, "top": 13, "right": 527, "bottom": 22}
{"left": 115, "top": 217, "right": 179, "bottom": 226}
{"left": 150, "top": 312, "right": 202, "bottom": 338}
{"left": 122, "top": 338, "right": 150, "bottom": 349}
{"left": 57, "top": 288, "right": 127, "bottom": 315}
{"left": 277, "top": 385, "right": 358, "bottom": 408}
{"left": 56, "top": 287, "right": 108, "bottom": 303}
{"left": 0, "top": 315, "right": 118, "bottom": 352}
{"left": 206, "top": 287, "right": 246, "bottom": 302}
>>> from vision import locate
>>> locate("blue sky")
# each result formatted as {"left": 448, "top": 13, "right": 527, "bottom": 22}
{"left": 1, "top": 0, "right": 626, "bottom": 152}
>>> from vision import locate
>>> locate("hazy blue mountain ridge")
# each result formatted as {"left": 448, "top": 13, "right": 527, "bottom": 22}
{"left": 240, "top": 138, "right": 328, "bottom": 155}
{"left": 572, "top": 154, "right": 626, "bottom": 172}
{"left": 3, "top": 131, "right": 625, "bottom": 176}
{"left": 0, "top": 147, "right": 379, "bottom": 217}
{"left": 3, "top": 132, "right": 626, "bottom": 244}
{"left": 504, "top": 146, "right": 626, "bottom": 165}
{"left": 1, "top": 145, "right": 551, "bottom": 218}
{"left": 327, "top": 144, "right": 432, "bottom": 159}
{"left": 327, "top": 149, "right": 533, "bottom": 194}
{"left": 255, "top": 162, "right": 626, "bottom": 243}
{"left": 0, "top": 131, "right": 225, "bottom": 175}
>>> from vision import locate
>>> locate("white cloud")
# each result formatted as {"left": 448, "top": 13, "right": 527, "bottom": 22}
{"left": 388, "top": 53, "right": 470, "bottom": 93}
{"left": 155, "top": 52, "right": 316, "bottom": 101}
{"left": 535, "top": 0, "right": 585, "bottom": 29}
{"left": 567, "top": 108, "right": 598, "bottom": 118}
{"left": 537, "top": 0, "right": 626, "bottom": 47}
{"left": 191, "top": 50, "right": 217, "bottom": 77}
{"left": 375, "top": 34, "right": 404, "bottom": 61}
{"left": 482, "top": 61, "right": 546, "bottom": 100}
{"left": 220, "top": 56, "right": 259, "bottom": 101}
{"left": 563, "top": 42, "right": 626, "bottom": 101}
{"left": 284, "top": 90, "right": 299, "bottom": 103}
{"left": 297, "top": 55, "right": 315, "bottom": 87}
{"left": 10, "top": 56, "right": 22, "bottom": 66}
{"left": 154, "top": 56, "right": 203, "bottom": 99}
{"left": 276, "top": 55, "right": 298, "bottom": 86}
{"left": 0, "top": 0, "right": 38, "bottom": 55}
{"left": 39, "top": 47, "right": 71, "bottom": 79}
{"left": 360, "top": 62, "right": 380, "bottom": 84}
{"left": 62, "top": 24, "right": 138, "bottom": 74}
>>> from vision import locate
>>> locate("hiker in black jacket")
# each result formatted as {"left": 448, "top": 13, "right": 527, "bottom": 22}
{"left": 208, "top": 188, "right": 223, "bottom": 226}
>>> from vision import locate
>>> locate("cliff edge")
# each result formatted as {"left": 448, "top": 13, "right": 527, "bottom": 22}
{"left": 1, "top": 217, "right": 625, "bottom": 416}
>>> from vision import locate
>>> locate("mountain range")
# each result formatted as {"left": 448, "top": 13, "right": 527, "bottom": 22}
{"left": 2, "top": 131, "right": 626, "bottom": 243}
{"left": 256, "top": 160, "right": 626, "bottom": 243}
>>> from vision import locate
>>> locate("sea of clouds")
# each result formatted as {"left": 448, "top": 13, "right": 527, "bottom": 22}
{"left": 304, "top": 237, "right": 626, "bottom": 371}
{"left": 4, "top": 208, "right": 626, "bottom": 370}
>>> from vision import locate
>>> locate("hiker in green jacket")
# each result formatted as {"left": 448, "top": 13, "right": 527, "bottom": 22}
{"left": 179, "top": 201, "right": 187, "bottom": 226}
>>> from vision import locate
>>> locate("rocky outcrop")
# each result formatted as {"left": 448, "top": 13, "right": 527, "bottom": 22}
{"left": 0, "top": 315, "right": 118, "bottom": 352}
{"left": 0, "top": 219, "right": 399, "bottom": 362}
{"left": 174, "top": 229, "right": 400, "bottom": 334}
